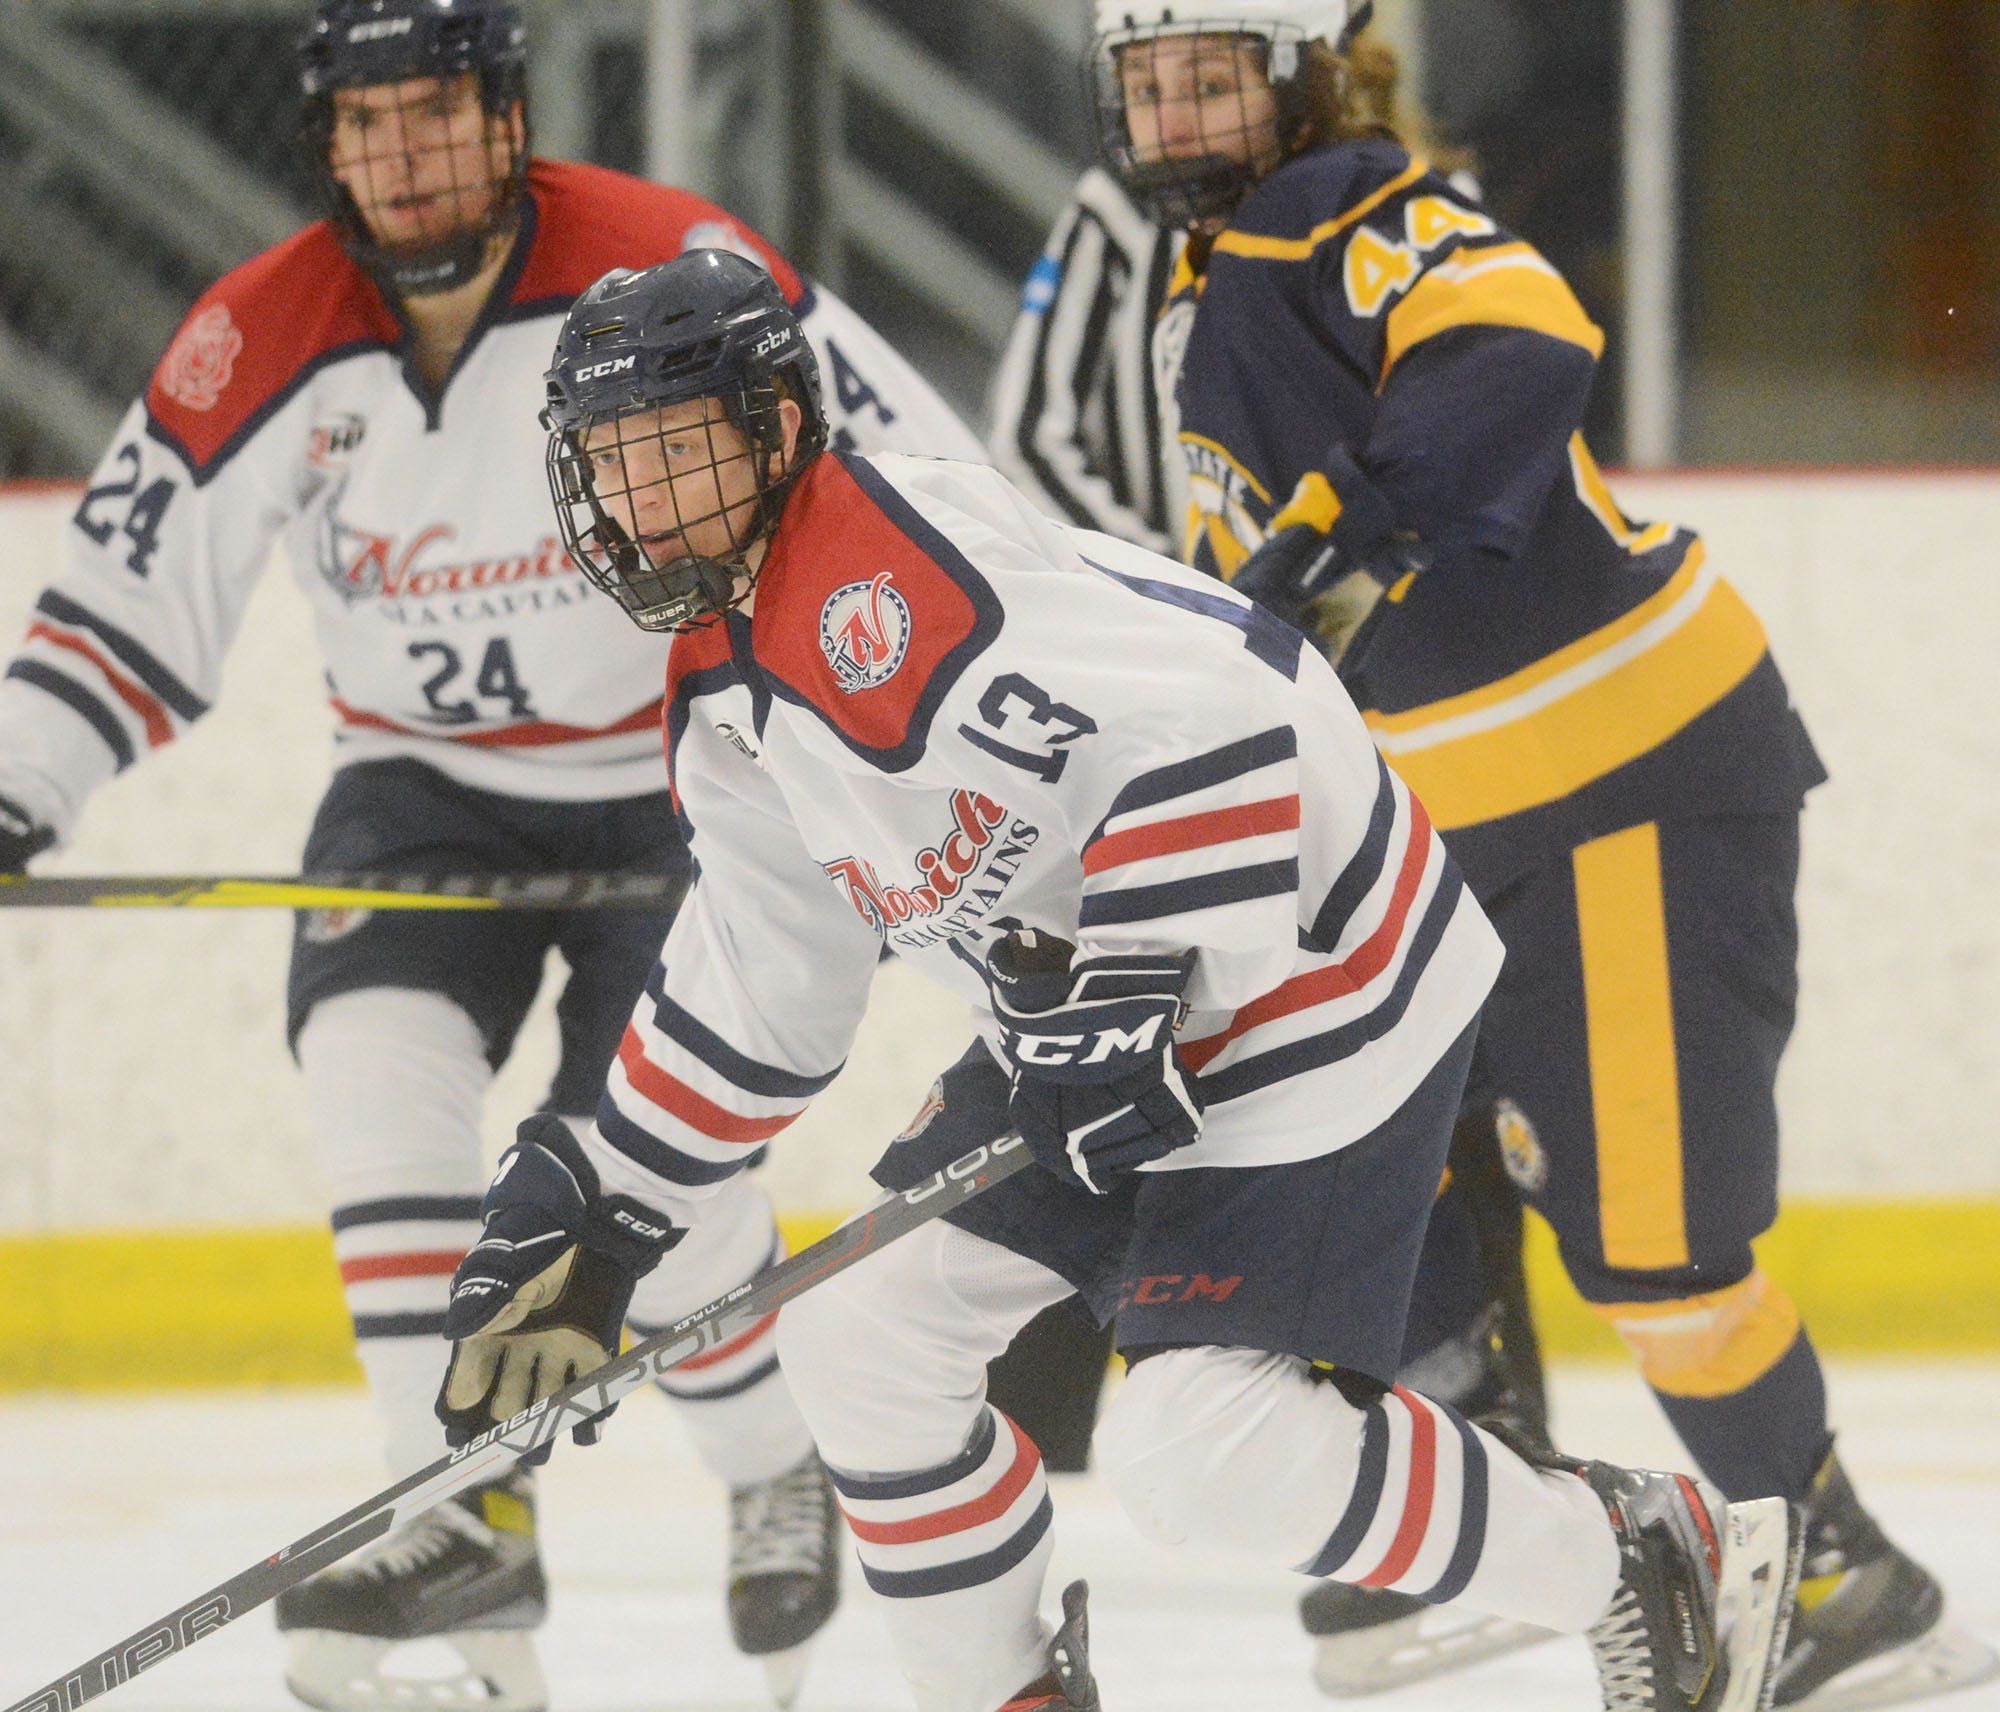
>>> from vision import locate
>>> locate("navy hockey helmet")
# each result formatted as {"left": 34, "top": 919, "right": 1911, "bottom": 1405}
{"left": 1090, "top": 2, "right": 1373, "bottom": 228}
{"left": 299, "top": 0, "right": 530, "bottom": 298}
{"left": 544, "top": 253, "right": 828, "bottom": 634}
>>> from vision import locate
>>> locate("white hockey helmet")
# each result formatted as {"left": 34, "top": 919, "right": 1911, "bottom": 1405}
{"left": 1092, "top": 2, "right": 1364, "bottom": 66}
{"left": 1089, "top": 3, "right": 1374, "bottom": 226}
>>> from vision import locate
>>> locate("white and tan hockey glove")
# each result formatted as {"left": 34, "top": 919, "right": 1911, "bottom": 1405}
{"left": 436, "top": 1114, "right": 683, "bottom": 1459}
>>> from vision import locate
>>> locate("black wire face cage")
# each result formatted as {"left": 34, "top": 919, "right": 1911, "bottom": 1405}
{"left": 1090, "top": 22, "right": 1312, "bottom": 229}
{"left": 547, "top": 385, "right": 799, "bottom": 634}
{"left": 304, "top": 66, "right": 528, "bottom": 297}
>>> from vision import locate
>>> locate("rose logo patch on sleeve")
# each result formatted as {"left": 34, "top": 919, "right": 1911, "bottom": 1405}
{"left": 160, "top": 303, "right": 244, "bottom": 412}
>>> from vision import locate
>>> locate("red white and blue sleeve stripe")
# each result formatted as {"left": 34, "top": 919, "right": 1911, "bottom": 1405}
{"left": 1179, "top": 755, "right": 1467, "bottom": 1102}
{"left": 593, "top": 961, "right": 842, "bottom": 1191}
{"left": 1078, "top": 725, "right": 1301, "bottom": 949}
{"left": 6, "top": 590, "right": 209, "bottom": 772}
{"left": 1297, "top": 1384, "right": 1491, "bottom": 1605}
{"left": 830, "top": 1406, "right": 1054, "bottom": 1600}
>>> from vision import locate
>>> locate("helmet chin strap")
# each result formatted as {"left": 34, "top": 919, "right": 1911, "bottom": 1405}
{"left": 376, "top": 228, "right": 505, "bottom": 298}
{"left": 1121, "top": 152, "right": 1264, "bottom": 227}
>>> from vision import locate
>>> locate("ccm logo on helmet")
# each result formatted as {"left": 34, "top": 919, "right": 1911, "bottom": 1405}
{"left": 1014, "top": 1013, "right": 1167, "bottom": 1069}
{"left": 346, "top": 17, "right": 414, "bottom": 42}
{"left": 752, "top": 327, "right": 794, "bottom": 358}
{"left": 575, "top": 355, "right": 638, "bottom": 383}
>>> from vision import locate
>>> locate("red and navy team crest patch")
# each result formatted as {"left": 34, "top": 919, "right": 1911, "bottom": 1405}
{"left": 895, "top": 1079, "right": 947, "bottom": 1142}
{"left": 818, "top": 571, "right": 911, "bottom": 694}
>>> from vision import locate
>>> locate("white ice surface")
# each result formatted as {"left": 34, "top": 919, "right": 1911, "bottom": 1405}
{"left": 2, "top": 1361, "right": 1995, "bottom": 1712}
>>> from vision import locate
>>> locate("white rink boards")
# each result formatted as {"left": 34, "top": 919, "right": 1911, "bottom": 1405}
{"left": 4, "top": 471, "right": 2000, "bottom": 1235}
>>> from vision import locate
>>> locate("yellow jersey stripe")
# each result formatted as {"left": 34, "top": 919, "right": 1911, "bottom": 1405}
{"left": 1574, "top": 822, "right": 1690, "bottom": 1271}
{"left": 1179, "top": 432, "right": 1273, "bottom": 506}
{"left": 1166, "top": 248, "right": 1207, "bottom": 302}
{"left": 1570, "top": 436, "right": 1678, "bottom": 556}
{"left": 1382, "top": 244, "right": 1606, "bottom": 381}
{"left": 1213, "top": 156, "right": 1432, "bottom": 263}
{"left": 1202, "top": 512, "right": 1252, "bottom": 578}
{"left": 1363, "top": 550, "right": 1772, "bottom": 829}
{"left": 1368, "top": 546, "right": 1715, "bottom": 740}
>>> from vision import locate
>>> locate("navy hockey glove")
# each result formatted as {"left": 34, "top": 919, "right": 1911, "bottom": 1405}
{"left": 0, "top": 791, "right": 54, "bottom": 874}
{"left": 437, "top": 1114, "right": 684, "bottom": 1459}
{"left": 987, "top": 929, "right": 1203, "bottom": 1195}
{"left": 1230, "top": 446, "right": 1428, "bottom": 674}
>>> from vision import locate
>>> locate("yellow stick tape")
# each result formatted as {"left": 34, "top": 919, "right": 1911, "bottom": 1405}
{"left": 0, "top": 1203, "right": 1990, "bottom": 1391}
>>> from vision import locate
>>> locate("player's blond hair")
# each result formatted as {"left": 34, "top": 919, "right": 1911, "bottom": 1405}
{"left": 1291, "top": 32, "right": 1458, "bottom": 164}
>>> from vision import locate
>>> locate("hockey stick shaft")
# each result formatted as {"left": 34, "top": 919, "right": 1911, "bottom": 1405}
{"left": 0, "top": 871, "right": 690, "bottom": 911}
{"left": 3, "top": 1131, "right": 1032, "bottom": 1712}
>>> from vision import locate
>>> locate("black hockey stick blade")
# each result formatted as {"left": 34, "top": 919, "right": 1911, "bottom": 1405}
{"left": 3, "top": 1131, "right": 1032, "bottom": 1712}
{"left": 0, "top": 870, "right": 690, "bottom": 911}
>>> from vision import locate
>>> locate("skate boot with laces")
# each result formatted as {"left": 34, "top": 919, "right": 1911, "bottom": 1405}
{"left": 275, "top": 1468, "right": 547, "bottom": 1712}
{"left": 999, "top": 1580, "right": 1100, "bottom": 1711}
{"left": 728, "top": 1451, "right": 843, "bottom": 1708}
{"left": 1582, "top": 1460, "right": 1802, "bottom": 1712}
{"left": 1773, "top": 1448, "right": 1997, "bottom": 1711}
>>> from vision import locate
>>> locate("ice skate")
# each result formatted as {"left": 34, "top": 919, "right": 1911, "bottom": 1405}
{"left": 1582, "top": 1462, "right": 1802, "bottom": 1712}
{"left": 275, "top": 1469, "right": 547, "bottom": 1712}
{"left": 1300, "top": 1578, "right": 1553, "bottom": 1696}
{"left": 728, "top": 1451, "right": 844, "bottom": 1708}
{"left": 1773, "top": 1451, "right": 1997, "bottom": 1711}
{"left": 1000, "top": 1579, "right": 1100, "bottom": 1711}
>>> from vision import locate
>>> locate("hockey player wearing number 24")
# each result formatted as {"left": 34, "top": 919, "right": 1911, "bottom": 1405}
{"left": 1088, "top": 3, "right": 1995, "bottom": 1709}
{"left": 434, "top": 249, "right": 1804, "bottom": 1712}
{"left": 0, "top": 3, "right": 990, "bottom": 1708}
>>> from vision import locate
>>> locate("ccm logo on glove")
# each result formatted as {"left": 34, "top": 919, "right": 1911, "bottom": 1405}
{"left": 1009, "top": 1009, "right": 1172, "bottom": 1070}
{"left": 986, "top": 929, "right": 1203, "bottom": 1194}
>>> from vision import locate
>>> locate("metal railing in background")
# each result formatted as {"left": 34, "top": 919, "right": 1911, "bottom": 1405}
{"left": 2, "top": 0, "right": 313, "bottom": 477}
{"left": 0, "top": 0, "right": 1088, "bottom": 478}
{"left": 822, "top": 0, "right": 1078, "bottom": 348}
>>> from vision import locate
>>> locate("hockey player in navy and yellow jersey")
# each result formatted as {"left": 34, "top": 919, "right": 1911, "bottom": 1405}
{"left": 1089, "top": 4, "right": 1984, "bottom": 1708}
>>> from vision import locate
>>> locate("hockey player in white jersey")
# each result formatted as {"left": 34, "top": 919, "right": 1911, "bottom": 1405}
{"left": 0, "top": 4, "right": 987, "bottom": 1708}
{"left": 433, "top": 251, "right": 1805, "bottom": 1712}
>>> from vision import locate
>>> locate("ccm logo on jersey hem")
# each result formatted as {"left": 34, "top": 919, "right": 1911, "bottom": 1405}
{"left": 819, "top": 571, "right": 912, "bottom": 693}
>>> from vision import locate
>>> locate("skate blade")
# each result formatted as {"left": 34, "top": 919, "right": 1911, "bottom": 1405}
{"left": 1310, "top": 1609, "right": 1555, "bottom": 1697}
{"left": 1715, "top": 1497, "right": 1807, "bottom": 1712}
{"left": 284, "top": 1629, "right": 549, "bottom": 1712}
{"left": 757, "top": 1641, "right": 811, "bottom": 1710}
{"left": 1786, "top": 1626, "right": 2000, "bottom": 1712}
